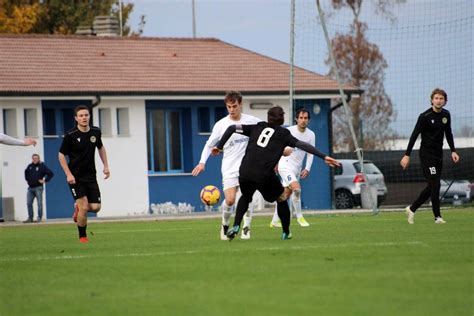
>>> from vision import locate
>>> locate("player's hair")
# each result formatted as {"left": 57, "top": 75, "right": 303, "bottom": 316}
{"left": 267, "top": 106, "right": 285, "bottom": 125}
{"left": 224, "top": 91, "right": 242, "bottom": 104}
{"left": 74, "top": 105, "right": 90, "bottom": 116}
{"left": 430, "top": 88, "right": 447, "bottom": 103}
{"left": 295, "top": 108, "right": 310, "bottom": 120}
{"left": 32, "top": 153, "right": 40, "bottom": 159}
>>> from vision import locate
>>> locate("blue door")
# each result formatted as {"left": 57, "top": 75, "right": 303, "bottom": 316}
{"left": 42, "top": 100, "right": 93, "bottom": 219}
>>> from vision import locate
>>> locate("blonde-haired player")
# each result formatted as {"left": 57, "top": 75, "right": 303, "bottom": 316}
{"left": 270, "top": 108, "right": 315, "bottom": 227}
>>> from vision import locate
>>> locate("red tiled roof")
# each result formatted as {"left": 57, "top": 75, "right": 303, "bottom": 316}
{"left": 0, "top": 34, "right": 357, "bottom": 96}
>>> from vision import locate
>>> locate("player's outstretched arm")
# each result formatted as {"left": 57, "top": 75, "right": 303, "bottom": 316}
{"left": 324, "top": 156, "right": 340, "bottom": 168}
{"left": 294, "top": 140, "right": 340, "bottom": 168}
{"left": 0, "top": 133, "right": 36, "bottom": 146}
{"left": 23, "top": 138, "right": 37, "bottom": 146}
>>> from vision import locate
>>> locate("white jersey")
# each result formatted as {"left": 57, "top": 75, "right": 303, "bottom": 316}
{"left": 199, "top": 113, "right": 261, "bottom": 180}
{"left": 278, "top": 125, "right": 315, "bottom": 174}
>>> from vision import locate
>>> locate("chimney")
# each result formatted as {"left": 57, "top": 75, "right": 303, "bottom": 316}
{"left": 93, "top": 16, "right": 120, "bottom": 37}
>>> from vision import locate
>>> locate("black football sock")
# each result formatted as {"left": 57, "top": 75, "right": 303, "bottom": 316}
{"left": 233, "top": 195, "right": 252, "bottom": 230}
{"left": 277, "top": 201, "right": 291, "bottom": 234}
{"left": 78, "top": 225, "right": 87, "bottom": 238}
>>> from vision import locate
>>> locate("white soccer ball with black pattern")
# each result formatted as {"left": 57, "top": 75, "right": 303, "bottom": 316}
{"left": 200, "top": 185, "right": 221, "bottom": 206}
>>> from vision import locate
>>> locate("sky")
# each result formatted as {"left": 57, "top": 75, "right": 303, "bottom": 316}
{"left": 127, "top": 0, "right": 473, "bottom": 137}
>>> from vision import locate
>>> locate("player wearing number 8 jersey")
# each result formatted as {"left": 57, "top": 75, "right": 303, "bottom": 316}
{"left": 212, "top": 106, "right": 340, "bottom": 240}
{"left": 400, "top": 88, "right": 460, "bottom": 224}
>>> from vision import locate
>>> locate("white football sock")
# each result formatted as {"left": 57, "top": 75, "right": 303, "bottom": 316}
{"left": 291, "top": 189, "right": 303, "bottom": 219}
{"left": 243, "top": 203, "right": 254, "bottom": 228}
{"left": 271, "top": 204, "right": 280, "bottom": 223}
{"left": 221, "top": 201, "right": 233, "bottom": 226}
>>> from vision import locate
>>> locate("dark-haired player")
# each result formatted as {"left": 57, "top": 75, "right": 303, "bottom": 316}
{"left": 58, "top": 105, "right": 110, "bottom": 243}
{"left": 270, "top": 108, "right": 315, "bottom": 228}
{"left": 400, "top": 88, "right": 460, "bottom": 224}
{"left": 212, "top": 106, "right": 340, "bottom": 240}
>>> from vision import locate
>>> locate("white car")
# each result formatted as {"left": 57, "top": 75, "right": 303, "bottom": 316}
{"left": 439, "top": 179, "right": 472, "bottom": 204}
{"left": 334, "top": 159, "right": 388, "bottom": 209}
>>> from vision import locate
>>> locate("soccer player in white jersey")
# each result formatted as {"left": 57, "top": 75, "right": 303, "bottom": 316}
{"left": 270, "top": 108, "right": 315, "bottom": 227}
{"left": 192, "top": 91, "right": 261, "bottom": 240}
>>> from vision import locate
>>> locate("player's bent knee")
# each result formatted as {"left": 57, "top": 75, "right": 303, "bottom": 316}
{"left": 225, "top": 197, "right": 236, "bottom": 206}
{"left": 89, "top": 203, "right": 101, "bottom": 213}
{"left": 277, "top": 187, "right": 292, "bottom": 202}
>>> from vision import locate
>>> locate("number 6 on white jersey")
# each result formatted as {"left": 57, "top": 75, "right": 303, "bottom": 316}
{"left": 257, "top": 127, "right": 275, "bottom": 148}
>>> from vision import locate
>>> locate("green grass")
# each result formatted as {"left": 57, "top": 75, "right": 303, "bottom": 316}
{"left": 1, "top": 209, "right": 473, "bottom": 316}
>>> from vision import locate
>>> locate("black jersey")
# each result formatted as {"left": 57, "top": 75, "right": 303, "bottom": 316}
{"left": 217, "top": 122, "right": 326, "bottom": 182}
{"left": 405, "top": 108, "right": 455, "bottom": 159}
{"left": 59, "top": 126, "right": 103, "bottom": 182}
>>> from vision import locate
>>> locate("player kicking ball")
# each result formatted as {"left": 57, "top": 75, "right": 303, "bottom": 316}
{"left": 212, "top": 106, "right": 340, "bottom": 240}
{"left": 192, "top": 91, "right": 261, "bottom": 240}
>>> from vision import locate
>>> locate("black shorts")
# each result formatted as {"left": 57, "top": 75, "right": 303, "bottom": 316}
{"left": 239, "top": 174, "right": 284, "bottom": 203}
{"left": 420, "top": 154, "right": 443, "bottom": 181}
{"left": 68, "top": 180, "right": 101, "bottom": 203}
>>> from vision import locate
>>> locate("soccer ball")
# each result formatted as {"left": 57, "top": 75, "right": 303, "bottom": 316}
{"left": 200, "top": 185, "right": 221, "bottom": 206}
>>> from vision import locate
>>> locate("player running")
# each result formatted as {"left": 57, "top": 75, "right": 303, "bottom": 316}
{"left": 270, "top": 108, "right": 315, "bottom": 228}
{"left": 192, "top": 91, "right": 261, "bottom": 240}
{"left": 212, "top": 106, "right": 340, "bottom": 240}
{"left": 58, "top": 105, "right": 110, "bottom": 243}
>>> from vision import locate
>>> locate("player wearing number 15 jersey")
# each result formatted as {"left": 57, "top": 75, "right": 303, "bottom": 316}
{"left": 211, "top": 106, "right": 340, "bottom": 240}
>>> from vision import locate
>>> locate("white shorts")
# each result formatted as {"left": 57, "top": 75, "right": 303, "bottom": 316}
{"left": 222, "top": 176, "right": 240, "bottom": 191}
{"left": 278, "top": 168, "right": 300, "bottom": 187}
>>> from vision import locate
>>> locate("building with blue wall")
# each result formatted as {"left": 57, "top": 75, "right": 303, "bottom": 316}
{"left": 0, "top": 35, "right": 358, "bottom": 219}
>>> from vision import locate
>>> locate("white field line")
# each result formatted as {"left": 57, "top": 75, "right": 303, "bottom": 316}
{"left": 0, "top": 241, "right": 424, "bottom": 262}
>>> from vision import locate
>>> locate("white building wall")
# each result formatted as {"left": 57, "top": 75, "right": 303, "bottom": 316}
{"left": 242, "top": 98, "right": 291, "bottom": 125}
{"left": 1, "top": 95, "right": 298, "bottom": 220}
{"left": 92, "top": 99, "right": 149, "bottom": 217}
{"left": 1, "top": 100, "right": 44, "bottom": 221}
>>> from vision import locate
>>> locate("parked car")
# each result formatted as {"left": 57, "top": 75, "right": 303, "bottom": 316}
{"left": 334, "top": 159, "right": 388, "bottom": 209}
{"left": 439, "top": 179, "right": 472, "bottom": 204}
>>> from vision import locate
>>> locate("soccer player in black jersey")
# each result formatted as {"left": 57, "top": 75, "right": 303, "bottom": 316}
{"left": 212, "top": 106, "right": 340, "bottom": 240}
{"left": 58, "top": 105, "right": 110, "bottom": 243}
{"left": 400, "top": 88, "right": 460, "bottom": 224}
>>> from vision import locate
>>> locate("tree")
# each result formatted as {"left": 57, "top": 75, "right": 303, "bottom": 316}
{"left": 0, "top": 0, "right": 135, "bottom": 35}
{"left": 327, "top": 0, "right": 404, "bottom": 152}
{"left": 0, "top": 1, "right": 41, "bottom": 33}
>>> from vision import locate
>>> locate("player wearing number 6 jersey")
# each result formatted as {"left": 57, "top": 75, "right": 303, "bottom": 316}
{"left": 270, "top": 108, "right": 315, "bottom": 228}
{"left": 212, "top": 106, "right": 340, "bottom": 240}
{"left": 192, "top": 91, "right": 261, "bottom": 240}
{"left": 400, "top": 88, "right": 459, "bottom": 224}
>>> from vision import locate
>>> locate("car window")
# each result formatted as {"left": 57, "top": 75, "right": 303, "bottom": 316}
{"left": 353, "top": 162, "right": 381, "bottom": 174}
{"left": 334, "top": 165, "right": 343, "bottom": 176}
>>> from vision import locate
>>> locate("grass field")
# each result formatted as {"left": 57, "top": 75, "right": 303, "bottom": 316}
{"left": 1, "top": 208, "right": 473, "bottom": 316}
